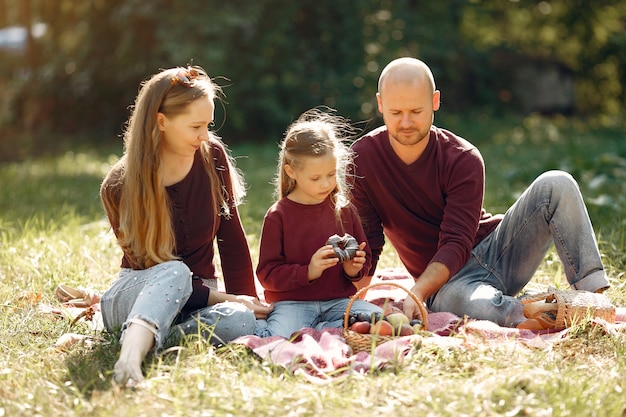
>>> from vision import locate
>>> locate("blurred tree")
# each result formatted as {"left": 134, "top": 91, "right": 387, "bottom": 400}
{"left": 0, "top": 0, "right": 624, "bottom": 150}
{"left": 460, "top": 0, "right": 626, "bottom": 121}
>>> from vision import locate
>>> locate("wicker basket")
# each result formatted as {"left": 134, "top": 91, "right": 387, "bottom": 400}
{"left": 342, "top": 282, "right": 429, "bottom": 353}
{"left": 521, "top": 287, "right": 615, "bottom": 329}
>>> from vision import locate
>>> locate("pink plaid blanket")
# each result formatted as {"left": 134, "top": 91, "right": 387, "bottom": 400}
{"left": 44, "top": 269, "right": 625, "bottom": 383}
{"left": 234, "top": 269, "right": 626, "bottom": 383}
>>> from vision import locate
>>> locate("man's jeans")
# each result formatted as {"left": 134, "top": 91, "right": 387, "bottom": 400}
{"left": 428, "top": 170, "right": 609, "bottom": 327}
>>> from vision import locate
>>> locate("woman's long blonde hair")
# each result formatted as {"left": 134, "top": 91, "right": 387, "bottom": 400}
{"left": 102, "top": 66, "right": 245, "bottom": 269}
{"left": 276, "top": 108, "right": 354, "bottom": 215}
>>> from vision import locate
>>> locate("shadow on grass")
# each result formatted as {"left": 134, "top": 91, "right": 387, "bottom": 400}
{"left": 0, "top": 138, "right": 124, "bottom": 227}
{"left": 62, "top": 328, "right": 266, "bottom": 397}
{"left": 63, "top": 331, "right": 121, "bottom": 396}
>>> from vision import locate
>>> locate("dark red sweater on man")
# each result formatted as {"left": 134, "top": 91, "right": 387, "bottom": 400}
{"left": 350, "top": 125, "right": 502, "bottom": 280}
{"left": 256, "top": 197, "right": 370, "bottom": 303}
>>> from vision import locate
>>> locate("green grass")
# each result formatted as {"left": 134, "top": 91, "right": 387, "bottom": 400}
{"left": 1, "top": 115, "right": 626, "bottom": 416}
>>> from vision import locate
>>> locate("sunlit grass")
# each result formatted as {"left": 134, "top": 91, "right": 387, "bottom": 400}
{"left": 1, "top": 116, "right": 625, "bottom": 416}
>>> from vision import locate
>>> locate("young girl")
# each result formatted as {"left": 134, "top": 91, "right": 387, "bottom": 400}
{"left": 99, "top": 66, "right": 272, "bottom": 387}
{"left": 254, "top": 109, "right": 382, "bottom": 338}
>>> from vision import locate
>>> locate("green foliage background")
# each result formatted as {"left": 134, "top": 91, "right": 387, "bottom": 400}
{"left": 1, "top": 0, "right": 625, "bottom": 153}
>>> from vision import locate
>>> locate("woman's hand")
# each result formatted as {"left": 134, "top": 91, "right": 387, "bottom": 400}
{"left": 307, "top": 245, "right": 340, "bottom": 281}
{"left": 232, "top": 295, "right": 274, "bottom": 319}
{"left": 209, "top": 292, "right": 274, "bottom": 318}
{"left": 343, "top": 242, "right": 367, "bottom": 278}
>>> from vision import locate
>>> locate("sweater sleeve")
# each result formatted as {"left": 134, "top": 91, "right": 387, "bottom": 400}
{"left": 100, "top": 160, "right": 139, "bottom": 270}
{"left": 349, "top": 149, "right": 384, "bottom": 276}
{"left": 99, "top": 161, "right": 123, "bottom": 237}
{"left": 344, "top": 203, "right": 372, "bottom": 281}
{"left": 256, "top": 213, "right": 312, "bottom": 292}
{"left": 213, "top": 144, "right": 257, "bottom": 297}
{"left": 216, "top": 211, "right": 256, "bottom": 296}
{"left": 430, "top": 146, "right": 485, "bottom": 276}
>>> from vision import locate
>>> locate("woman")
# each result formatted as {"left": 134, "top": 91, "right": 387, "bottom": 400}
{"left": 99, "top": 66, "right": 272, "bottom": 387}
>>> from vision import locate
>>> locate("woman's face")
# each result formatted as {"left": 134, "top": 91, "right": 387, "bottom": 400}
{"left": 158, "top": 96, "right": 215, "bottom": 158}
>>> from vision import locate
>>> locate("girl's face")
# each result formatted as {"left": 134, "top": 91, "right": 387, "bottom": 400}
{"left": 157, "top": 97, "right": 215, "bottom": 158}
{"left": 285, "top": 154, "right": 337, "bottom": 205}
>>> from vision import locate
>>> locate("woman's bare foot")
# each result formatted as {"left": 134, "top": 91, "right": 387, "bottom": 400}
{"left": 113, "top": 318, "right": 156, "bottom": 387}
{"left": 113, "top": 357, "right": 145, "bottom": 388}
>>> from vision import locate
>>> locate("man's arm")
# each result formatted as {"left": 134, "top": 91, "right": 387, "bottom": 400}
{"left": 403, "top": 261, "right": 450, "bottom": 319}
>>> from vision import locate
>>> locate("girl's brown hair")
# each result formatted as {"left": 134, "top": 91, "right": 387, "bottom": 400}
{"left": 276, "top": 108, "right": 354, "bottom": 215}
{"left": 102, "top": 66, "right": 245, "bottom": 269}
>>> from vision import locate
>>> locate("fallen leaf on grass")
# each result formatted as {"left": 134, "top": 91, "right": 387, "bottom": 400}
{"left": 54, "top": 333, "right": 102, "bottom": 351}
{"left": 14, "top": 291, "right": 42, "bottom": 308}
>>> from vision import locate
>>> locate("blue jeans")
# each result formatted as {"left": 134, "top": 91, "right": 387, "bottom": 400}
{"left": 428, "top": 171, "right": 609, "bottom": 327}
{"left": 254, "top": 298, "right": 383, "bottom": 338}
{"left": 100, "top": 260, "right": 256, "bottom": 349}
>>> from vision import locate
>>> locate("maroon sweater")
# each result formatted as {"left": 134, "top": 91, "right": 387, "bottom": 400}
{"left": 350, "top": 125, "right": 502, "bottom": 279}
{"left": 101, "top": 141, "right": 256, "bottom": 314}
{"left": 256, "top": 196, "right": 370, "bottom": 303}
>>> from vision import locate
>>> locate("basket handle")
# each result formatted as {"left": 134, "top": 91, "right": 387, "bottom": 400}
{"left": 343, "top": 281, "right": 429, "bottom": 330}
{"left": 520, "top": 292, "right": 551, "bottom": 305}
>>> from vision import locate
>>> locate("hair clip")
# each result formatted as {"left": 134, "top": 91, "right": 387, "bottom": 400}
{"left": 171, "top": 67, "right": 200, "bottom": 88}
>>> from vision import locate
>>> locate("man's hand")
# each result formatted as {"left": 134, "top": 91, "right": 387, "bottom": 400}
{"left": 402, "top": 262, "right": 450, "bottom": 319}
{"left": 402, "top": 288, "right": 427, "bottom": 320}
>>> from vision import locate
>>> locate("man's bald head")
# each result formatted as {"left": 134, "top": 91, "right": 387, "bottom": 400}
{"left": 378, "top": 57, "right": 436, "bottom": 96}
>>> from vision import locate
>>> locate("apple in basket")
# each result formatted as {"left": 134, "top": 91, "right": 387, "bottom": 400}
{"left": 386, "top": 312, "right": 422, "bottom": 336}
{"left": 349, "top": 321, "right": 372, "bottom": 334}
{"left": 397, "top": 324, "right": 414, "bottom": 336}
{"left": 386, "top": 312, "right": 409, "bottom": 327}
{"left": 370, "top": 320, "right": 394, "bottom": 336}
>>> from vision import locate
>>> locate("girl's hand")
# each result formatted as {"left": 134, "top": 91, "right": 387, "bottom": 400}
{"left": 307, "top": 245, "right": 340, "bottom": 281}
{"left": 343, "top": 242, "right": 367, "bottom": 278}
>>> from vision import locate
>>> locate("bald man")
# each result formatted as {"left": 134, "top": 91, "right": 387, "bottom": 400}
{"left": 349, "top": 57, "right": 610, "bottom": 329}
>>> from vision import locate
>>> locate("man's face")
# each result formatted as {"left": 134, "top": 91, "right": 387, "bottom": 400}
{"left": 377, "top": 79, "right": 440, "bottom": 148}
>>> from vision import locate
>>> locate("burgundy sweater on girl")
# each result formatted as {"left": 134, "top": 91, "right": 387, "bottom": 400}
{"left": 350, "top": 125, "right": 502, "bottom": 280}
{"left": 256, "top": 196, "right": 371, "bottom": 303}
